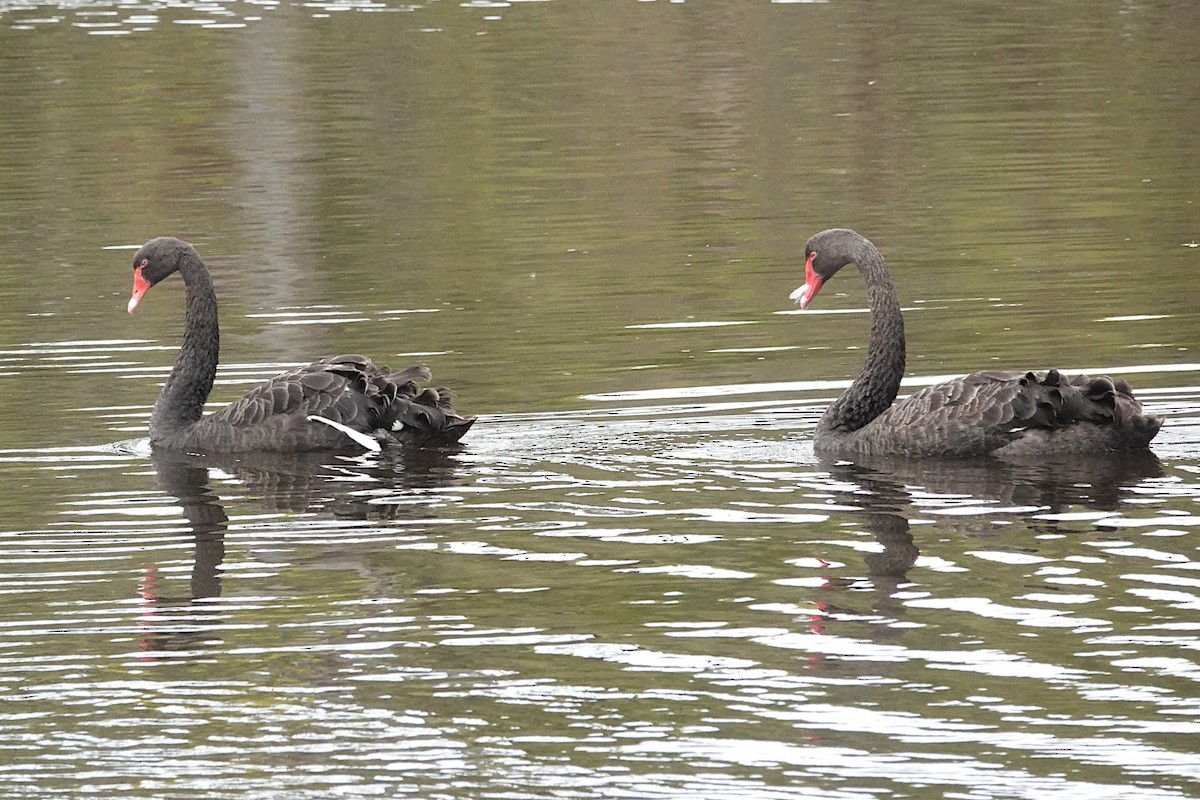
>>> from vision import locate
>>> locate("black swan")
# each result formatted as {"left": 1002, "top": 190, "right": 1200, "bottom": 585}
{"left": 791, "top": 228, "right": 1161, "bottom": 457}
{"left": 126, "top": 237, "right": 475, "bottom": 453}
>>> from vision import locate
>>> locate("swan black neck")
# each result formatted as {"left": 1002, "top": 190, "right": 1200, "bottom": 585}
{"left": 821, "top": 239, "right": 906, "bottom": 433}
{"left": 149, "top": 253, "right": 219, "bottom": 441}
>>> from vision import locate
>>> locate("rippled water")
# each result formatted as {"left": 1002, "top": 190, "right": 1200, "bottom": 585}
{"left": 4, "top": 357, "right": 1200, "bottom": 797}
{"left": 2, "top": 0, "right": 1200, "bottom": 797}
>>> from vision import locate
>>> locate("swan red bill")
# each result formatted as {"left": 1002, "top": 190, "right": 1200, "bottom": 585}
{"left": 788, "top": 252, "right": 824, "bottom": 309}
{"left": 128, "top": 266, "right": 151, "bottom": 313}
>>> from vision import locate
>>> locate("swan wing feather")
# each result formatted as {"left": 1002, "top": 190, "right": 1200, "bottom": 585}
{"left": 195, "top": 356, "right": 472, "bottom": 448}
{"left": 864, "top": 370, "right": 1159, "bottom": 457}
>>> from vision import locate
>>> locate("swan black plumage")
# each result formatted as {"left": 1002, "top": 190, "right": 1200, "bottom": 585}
{"left": 127, "top": 237, "right": 474, "bottom": 453}
{"left": 792, "top": 228, "right": 1161, "bottom": 457}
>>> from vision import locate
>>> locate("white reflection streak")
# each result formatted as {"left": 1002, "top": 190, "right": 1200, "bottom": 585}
{"left": 621, "top": 738, "right": 1190, "bottom": 799}
{"left": 583, "top": 363, "right": 1200, "bottom": 403}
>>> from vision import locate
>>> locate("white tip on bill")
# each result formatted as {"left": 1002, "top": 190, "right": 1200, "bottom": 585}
{"left": 307, "top": 415, "right": 382, "bottom": 452}
{"left": 788, "top": 284, "right": 813, "bottom": 308}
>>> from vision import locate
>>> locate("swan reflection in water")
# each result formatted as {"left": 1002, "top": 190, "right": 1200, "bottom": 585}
{"left": 139, "top": 446, "right": 468, "bottom": 652}
{"left": 807, "top": 450, "right": 1165, "bottom": 622}
{"left": 139, "top": 423, "right": 1166, "bottom": 655}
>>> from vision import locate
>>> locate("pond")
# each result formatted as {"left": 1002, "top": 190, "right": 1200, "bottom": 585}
{"left": 1, "top": 1, "right": 1198, "bottom": 798}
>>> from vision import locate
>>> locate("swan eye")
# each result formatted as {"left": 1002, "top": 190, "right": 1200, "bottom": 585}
{"left": 140, "top": 258, "right": 149, "bottom": 268}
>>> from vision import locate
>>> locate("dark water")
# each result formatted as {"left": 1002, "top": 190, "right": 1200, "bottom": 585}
{"left": 2, "top": 1, "right": 1199, "bottom": 798}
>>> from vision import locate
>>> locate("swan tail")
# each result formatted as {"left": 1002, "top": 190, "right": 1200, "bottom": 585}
{"left": 382, "top": 393, "right": 476, "bottom": 447}
{"left": 300, "top": 357, "right": 475, "bottom": 450}
{"left": 1010, "top": 370, "right": 1161, "bottom": 451}
{"left": 368, "top": 364, "right": 475, "bottom": 447}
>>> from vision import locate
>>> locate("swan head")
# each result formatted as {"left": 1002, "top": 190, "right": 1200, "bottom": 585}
{"left": 128, "top": 237, "right": 200, "bottom": 313}
{"left": 790, "top": 228, "right": 871, "bottom": 309}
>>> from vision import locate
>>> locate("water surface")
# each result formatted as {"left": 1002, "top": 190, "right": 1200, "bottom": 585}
{"left": 1, "top": 0, "right": 1199, "bottom": 797}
